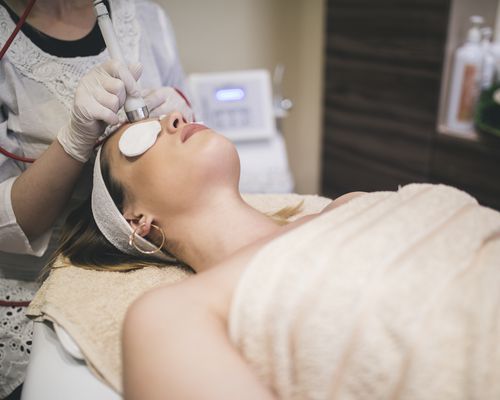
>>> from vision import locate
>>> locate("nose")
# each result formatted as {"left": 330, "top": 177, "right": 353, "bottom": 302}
{"left": 164, "top": 111, "right": 187, "bottom": 134}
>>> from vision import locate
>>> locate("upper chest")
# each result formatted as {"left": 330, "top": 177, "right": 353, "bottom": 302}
{"left": 191, "top": 216, "right": 321, "bottom": 322}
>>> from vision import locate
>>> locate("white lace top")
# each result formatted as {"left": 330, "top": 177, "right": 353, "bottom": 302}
{"left": 0, "top": 0, "right": 186, "bottom": 279}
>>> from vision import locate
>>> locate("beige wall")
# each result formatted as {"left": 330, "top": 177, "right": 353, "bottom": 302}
{"left": 154, "top": 0, "right": 325, "bottom": 194}
{"left": 496, "top": 0, "right": 500, "bottom": 40}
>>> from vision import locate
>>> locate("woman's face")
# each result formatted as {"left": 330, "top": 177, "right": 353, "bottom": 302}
{"left": 103, "top": 112, "right": 240, "bottom": 219}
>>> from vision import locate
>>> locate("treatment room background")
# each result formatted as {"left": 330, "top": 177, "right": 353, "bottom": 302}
{"left": 160, "top": 0, "right": 500, "bottom": 210}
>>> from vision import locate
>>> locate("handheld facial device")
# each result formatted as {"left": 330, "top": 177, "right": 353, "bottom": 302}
{"left": 93, "top": 0, "right": 149, "bottom": 123}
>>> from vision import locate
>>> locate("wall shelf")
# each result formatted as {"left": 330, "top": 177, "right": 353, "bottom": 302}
{"left": 437, "top": 124, "right": 479, "bottom": 141}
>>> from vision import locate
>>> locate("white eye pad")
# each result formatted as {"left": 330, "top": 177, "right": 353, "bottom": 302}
{"left": 118, "top": 120, "right": 162, "bottom": 157}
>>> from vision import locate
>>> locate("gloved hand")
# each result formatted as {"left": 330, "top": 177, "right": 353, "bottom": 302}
{"left": 57, "top": 60, "right": 143, "bottom": 162}
{"left": 142, "top": 86, "right": 195, "bottom": 122}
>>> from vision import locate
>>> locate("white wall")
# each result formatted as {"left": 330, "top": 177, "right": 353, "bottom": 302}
{"left": 496, "top": 0, "right": 500, "bottom": 40}
{"left": 154, "top": 0, "right": 325, "bottom": 194}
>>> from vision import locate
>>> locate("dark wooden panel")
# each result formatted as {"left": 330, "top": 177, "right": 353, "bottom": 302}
{"left": 431, "top": 135, "right": 500, "bottom": 210}
{"left": 324, "top": 110, "right": 432, "bottom": 174}
{"left": 321, "top": 0, "right": 450, "bottom": 195}
{"left": 324, "top": 63, "right": 441, "bottom": 131}
{"left": 321, "top": 0, "right": 500, "bottom": 210}
{"left": 322, "top": 145, "right": 427, "bottom": 199}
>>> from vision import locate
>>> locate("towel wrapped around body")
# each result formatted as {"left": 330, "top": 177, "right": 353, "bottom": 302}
{"left": 229, "top": 184, "right": 500, "bottom": 400}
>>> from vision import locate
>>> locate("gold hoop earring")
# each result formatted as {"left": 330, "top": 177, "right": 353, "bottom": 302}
{"left": 128, "top": 223, "right": 166, "bottom": 255}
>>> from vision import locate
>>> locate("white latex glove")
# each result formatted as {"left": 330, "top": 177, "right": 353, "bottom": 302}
{"left": 57, "top": 60, "right": 143, "bottom": 162}
{"left": 142, "top": 87, "right": 195, "bottom": 122}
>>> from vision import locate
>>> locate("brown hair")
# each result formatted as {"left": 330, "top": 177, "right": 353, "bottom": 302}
{"left": 269, "top": 201, "right": 304, "bottom": 225}
{"left": 45, "top": 149, "right": 182, "bottom": 277}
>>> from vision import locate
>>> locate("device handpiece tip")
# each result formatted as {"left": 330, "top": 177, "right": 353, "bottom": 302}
{"left": 126, "top": 106, "right": 150, "bottom": 123}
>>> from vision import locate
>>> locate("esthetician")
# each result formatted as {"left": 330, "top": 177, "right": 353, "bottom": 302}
{"left": 0, "top": 0, "right": 189, "bottom": 397}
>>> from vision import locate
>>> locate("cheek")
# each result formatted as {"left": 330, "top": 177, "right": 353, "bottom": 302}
{"left": 140, "top": 158, "right": 190, "bottom": 210}
{"left": 188, "top": 134, "right": 240, "bottom": 187}
{"left": 129, "top": 133, "right": 240, "bottom": 213}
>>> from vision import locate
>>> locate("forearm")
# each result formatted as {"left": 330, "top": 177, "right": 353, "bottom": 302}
{"left": 11, "top": 140, "right": 84, "bottom": 240}
{"left": 7, "top": 58, "right": 141, "bottom": 241}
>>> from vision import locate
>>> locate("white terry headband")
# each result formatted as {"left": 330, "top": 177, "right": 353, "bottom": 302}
{"left": 91, "top": 146, "right": 176, "bottom": 262}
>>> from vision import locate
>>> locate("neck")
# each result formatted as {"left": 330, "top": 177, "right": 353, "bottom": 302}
{"left": 162, "top": 191, "right": 282, "bottom": 273}
{"left": 11, "top": 0, "right": 92, "bottom": 18}
{"left": 8, "top": 0, "right": 96, "bottom": 40}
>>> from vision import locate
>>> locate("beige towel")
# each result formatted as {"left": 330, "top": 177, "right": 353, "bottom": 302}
{"left": 229, "top": 184, "right": 500, "bottom": 400}
{"left": 27, "top": 193, "right": 331, "bottom": 394}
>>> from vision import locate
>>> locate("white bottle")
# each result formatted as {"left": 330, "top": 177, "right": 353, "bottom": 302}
{"left": 490, "top": 28, "right": 500, "bottom": 83}
{"left": 447, "top": 16, "right": 484, "bottom": 133}
{"left": 480, "top": 27, "right": 495, "bottom": 90}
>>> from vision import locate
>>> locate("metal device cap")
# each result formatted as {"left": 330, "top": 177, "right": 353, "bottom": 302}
{"left": 126, "top": 106, "right": 150, "bottom": 123}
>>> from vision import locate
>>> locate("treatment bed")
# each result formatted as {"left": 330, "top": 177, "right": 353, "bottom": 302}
{"left": 21, "top": 186, "right": 500, "bottom": 399}
{"left": 22, "top": 322, "right": 120, "bottom": 400}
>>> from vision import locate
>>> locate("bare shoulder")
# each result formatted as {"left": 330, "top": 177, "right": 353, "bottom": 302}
{"left": 136, "top": 243, "right": 260, "bottom": 325}
{"left": 321, "top": 191, "right": 366, "bottom": 212}
{"left": 284, "top": 191, "right": 366, "bottom": 229}
{"left": 187, "top": 246, "right": 260, "bottom": 319}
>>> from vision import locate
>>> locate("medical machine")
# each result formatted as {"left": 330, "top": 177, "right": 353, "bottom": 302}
{"left": 188, "top": 70, "right": 275, "bottom": 142}
{"left": 188, "top": 69, "right": 294, "bottom": 193}
{"left": 22, "top": 323, "right": 120, "bottom": 400}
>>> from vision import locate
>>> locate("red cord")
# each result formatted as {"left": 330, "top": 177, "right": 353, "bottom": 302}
{"left": 0, "top": 145, "right": 36, "bottom": 163}
{"left": 173, "top": 87, "right": 192, "bottom": 108}
{"left": 0, "top": 0, "right": 38, "bottom": 163}
{"left": 0, "top": 0, "right": 37, "bottom": 61}
{"left": 0, "top": 299, "right": 31, "bottom": 307}
{"left": 174, "top": 87, "right": 196, "bottom": 122}
{"left": 0, "top": 0, "right": 38, "bottom": 310}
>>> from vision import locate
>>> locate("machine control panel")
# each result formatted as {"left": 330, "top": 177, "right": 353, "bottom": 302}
{"left": 188, "top": 70, "right": 276, "bottom": 142}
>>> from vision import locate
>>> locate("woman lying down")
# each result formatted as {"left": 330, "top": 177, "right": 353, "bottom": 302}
{"left": 54, "top": 112, "right": 500, "bottom": 400}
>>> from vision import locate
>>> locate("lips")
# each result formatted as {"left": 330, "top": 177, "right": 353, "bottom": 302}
{"left": 181, "top": 123, "right": 208, "bottom": 143}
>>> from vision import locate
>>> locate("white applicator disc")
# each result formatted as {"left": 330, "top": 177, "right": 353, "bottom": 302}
{"left": 118, "top": 120, "right": 162, "bottom": 157}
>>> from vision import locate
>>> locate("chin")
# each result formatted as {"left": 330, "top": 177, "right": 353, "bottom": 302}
{"left": 196, "top": 132, "right": 241, "bottom": 189}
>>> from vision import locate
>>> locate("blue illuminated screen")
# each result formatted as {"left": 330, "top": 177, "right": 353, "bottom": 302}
{"left": 215, "top": 87, "right": 246, "bottom": 102}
